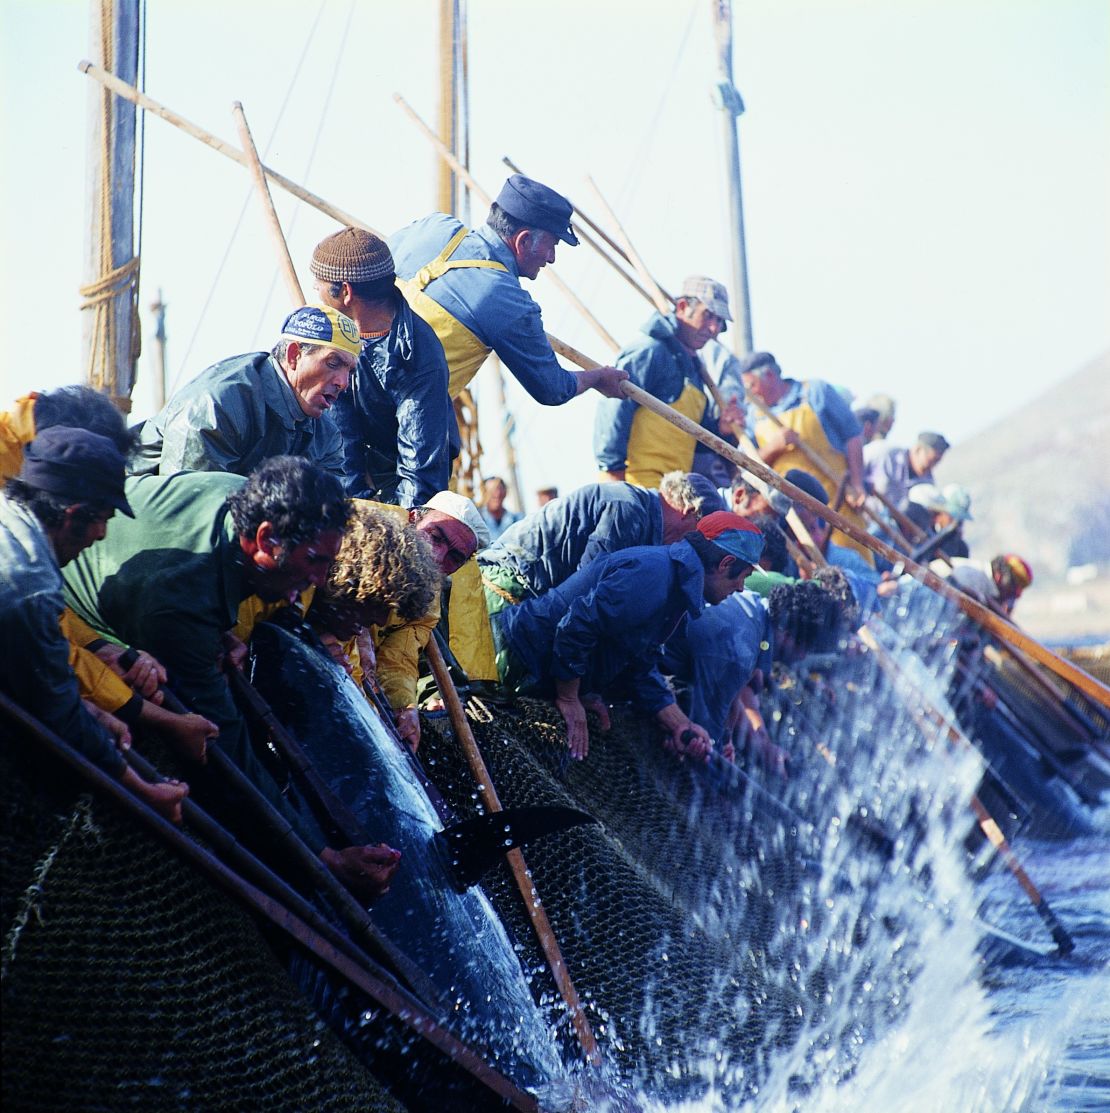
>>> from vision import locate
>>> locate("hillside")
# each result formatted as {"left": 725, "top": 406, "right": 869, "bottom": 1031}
{"left": 934, "top": 350, "right": 1110, "bottom": 642}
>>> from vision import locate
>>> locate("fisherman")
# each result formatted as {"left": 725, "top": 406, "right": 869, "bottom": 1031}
{"left": 306, "top": 504, "right": 442, "bottom": 697}
{"left": 904, "top": 483, "right": 972, "bottom": 560}
{"left": 739, "top": 351, "right": 874, "bottom": 567}
{"left": 132, "top": 305, "right": 360, "bottom": 478}
{"left": 864, "top": 430, "right": 950, "bottom": 510}
{"left": 479, "top": 470, "right": 725, "bottom": 604}
{"left": 594, "top": 276, "right": 746, "bottom": 488}
{"left": 489, "top": 511, "right": 763, "bottom": 762}
{"left": 478, "top": 475, "right": 522, "bottom": 543}
{"left": 390, "top": 174, "right": 629, "bottom": 404}
{"left": 366, "top": 490, "right": 489, "bottom": 751}
{"left": 62, "top": 455, "right": 397, "bottom": 899}
{"left": 0, "top": 428, "right": 188, "bottom": 823}
{"left": 536, "top": 485, "right": 559, "bottom": 506}
{"left": 938, "top": 553, "right": 1033, "bottom": 615}
{"left": 851, "top": 405, "right": 882, "bottom": 446}
{"left": 309, "top": 227, "right": 453, "bottom": 507}
{"left": 855, "top": 392, "right": 896, "bottom": 441}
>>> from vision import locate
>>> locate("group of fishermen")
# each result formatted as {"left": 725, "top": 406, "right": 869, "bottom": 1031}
{"left": 1, "top": 173, "right": 1036, "bottom": 905}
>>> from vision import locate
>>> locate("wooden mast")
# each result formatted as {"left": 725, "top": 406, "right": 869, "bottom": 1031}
{"left": 436, "top": 0, "right": 459, "bottom": 215}
{"left": 710, "top": 0, "right": 754, "bottom": 355}
{"left": 82, "top": 0, "right": 141, "bottom": 412}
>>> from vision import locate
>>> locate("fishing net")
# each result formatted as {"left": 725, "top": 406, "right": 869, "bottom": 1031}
{"left": 0, "top": 727, "right": 406, "bottom": 1113}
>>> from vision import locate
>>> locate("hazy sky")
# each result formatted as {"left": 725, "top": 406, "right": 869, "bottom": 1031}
{"left": 2, "top": 0, "right": 1107, "bottom": 505}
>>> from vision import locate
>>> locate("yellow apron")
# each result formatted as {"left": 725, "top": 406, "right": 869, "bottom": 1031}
{"left": 396, "top": 227, "right": 508, "bottom": 399}
{"left": 0, "top": 393, "right": 38, "bottom": 481}
{"left": 754, "top": 385, "right": 874, "bottom": 566}
{"left": 447, "top": 556, "right": 498, "bottom": 682}
{"left": 625, "top": 380, "right": 707, "bottom": 490}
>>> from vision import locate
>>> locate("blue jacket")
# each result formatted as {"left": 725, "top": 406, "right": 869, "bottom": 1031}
{"left": 594, "top": 312, "right": 723, "bottom": 472}
{"left": 496, "top": 541, "right": 705, "bottom": 714}
{"left": 661, "top": 589, "right": 772, "bottom": 742}
{"left": 390, "top": 214, "right": 577, "bottom": 406}
{"left": 330, "top": 293, "right": 451, "bottom": 507}
{"left": 132, "top": 352, "right": 343, "bottom": 478}
{"left": 481, "top": 482, "right": 663, "bottom": 596}
{"left": 0, "top": 494, "right": 125, "bottom": 777}
{"left": 744, "top": 378, "right": 861, "bottom": 456}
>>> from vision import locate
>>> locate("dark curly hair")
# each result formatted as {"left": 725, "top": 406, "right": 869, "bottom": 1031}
{"left": 34, "top": 386, "right": 134, "bottom": 457}
{"left": 227, "top": 456, "right": 350, "bottom": 548}
{"left": 748, "top": 512, "right": 789, "bottom": 573}
{"left": 769, "top": 579, "right": 843, "bottom": 655}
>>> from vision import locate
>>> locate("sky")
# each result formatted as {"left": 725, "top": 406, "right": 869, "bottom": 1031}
{"left": 1, "top": 0, "right": 1107, "bottom": 509}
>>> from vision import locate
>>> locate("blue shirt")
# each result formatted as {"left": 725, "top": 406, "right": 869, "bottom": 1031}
{"left": 744, "top": 378, "right": 861, "bottom": 457}
{"left": 594, "top": 312, "right": 723, "bottom": 472}
{"left": 330, "top": 293, "right": 451, "bottom": 508}
{"left": 495, "top": 541, "right": 705, "bottom": 714}
{"left": 480, "top": 482, "right": 663, "bottom": 596}
{"left": 661, "top": 589, "right": 772, "bottom": 742}
{"left": 390, "top": 214, "right": 577, "bottom": 406}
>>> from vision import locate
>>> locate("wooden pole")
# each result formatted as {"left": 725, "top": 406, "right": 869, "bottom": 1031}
{"left": 546, "top": 334, "right": 1110, "bottom": 708}
{"left": 393, "top": 94, "right": 620, "bottom": 354}
{"left": 82, "top": 1, "right": 140, "bottom": 410}
{"left": 856, "top": 626, "right": 1075, "bottom": 956}
{"left": 491, "top": 354, "right": 526, "bottom": 514}
{"left": 0, "top": 693, "right": 537, "bottom": 1108}
{"left": 78, "top": 62, "right": 381, "bottom": 235}
{"left": 424, "top": 638, "right": 602, "bottom": 1066}
{"left": 231, "top": 101, "right": 305, "bottom": 306}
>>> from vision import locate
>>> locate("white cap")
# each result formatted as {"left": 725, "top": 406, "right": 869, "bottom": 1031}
{"left": 425, "top": 490, "right": 490, "bottom": 550}
{"left": 942, "top": 483, "right": 973, "bottom": 522}
{"left": 906, "top": 483, "right": 948, "bottom": 514}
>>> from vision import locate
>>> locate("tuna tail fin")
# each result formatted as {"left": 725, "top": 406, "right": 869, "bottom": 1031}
{"left": 436, "top": 806, "right": 597, "bottom": 891}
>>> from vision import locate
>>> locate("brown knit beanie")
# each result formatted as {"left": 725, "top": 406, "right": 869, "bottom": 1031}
{"left": 310, "top": 227, "right": 395, "bottom": 284}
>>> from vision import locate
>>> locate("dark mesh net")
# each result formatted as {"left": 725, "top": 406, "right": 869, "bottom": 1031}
{"left": 1, "top": 728, "right": 406, "bottom": 1113}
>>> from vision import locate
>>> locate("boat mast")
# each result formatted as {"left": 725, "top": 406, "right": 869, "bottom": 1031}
{"left": 82, "top": 0, "right": 141, "bottom": 411}
{"left": 710, "top": 0, "right": 754, "bottom": 355}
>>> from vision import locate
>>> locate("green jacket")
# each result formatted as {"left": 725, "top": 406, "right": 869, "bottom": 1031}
{"left": 131, "top": 352, "right": 343, "bottom": 478}
{"left": 63, "top": 471, "right": 325, "bottom": 851}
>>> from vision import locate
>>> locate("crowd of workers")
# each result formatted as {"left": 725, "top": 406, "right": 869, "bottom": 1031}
{"left": 1, "top": 173, "right": 1034, "bottom": 904}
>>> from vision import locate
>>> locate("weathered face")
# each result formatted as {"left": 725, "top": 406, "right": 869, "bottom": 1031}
{"left": 732, "top": 487, "right": 772, "bottom": 518}
{"left": 286, "top": 344, "right": 355, "bottom": 418}
{"left": 414, "top": 510, "right": 477, "bottom": 576}
{"left": 674, "top": 299, "right": 725, "bottom": 351}
{"left": 911, "top": 443, "right": 944, "bottom": 475}
{"left": 255, "top": 529, "right": 344, "bottom": 603}
{"left": 54, "top": 507, "right": 113, "bottom": 566}
{"left": 513, "top": 228, "right": 558, "bottom": 280}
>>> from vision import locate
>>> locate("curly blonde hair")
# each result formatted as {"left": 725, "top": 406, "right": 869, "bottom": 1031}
{"left": 324, "top": 505, "right": 441, "bottom": 621}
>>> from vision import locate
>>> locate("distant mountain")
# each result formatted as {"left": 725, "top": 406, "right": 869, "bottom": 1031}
{"left": 936, "top": 350, "right": 1110, "bottom": 576}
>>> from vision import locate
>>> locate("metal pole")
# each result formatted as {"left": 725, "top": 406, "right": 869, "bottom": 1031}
{"left": 710, "top": 0, "right": 754, "bottom": 354}
{"left": 82, "top": 0, "right": 140, "bottom": 410}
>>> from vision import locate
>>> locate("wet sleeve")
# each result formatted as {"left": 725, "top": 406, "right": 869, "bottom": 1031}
{"left": 391, "top": 325, "right": 452, "bottom": 508}
{"left": 4, "top": 591, "right": 126, "bottom": 777}
{"left": 312, "top": 418, "right": 345, "bottom": 480}
{"left": 158, "top": 391, "right": 252, "bottom": 474}
{"left": 374, "top": 596, "right": 440, "bottom": 710}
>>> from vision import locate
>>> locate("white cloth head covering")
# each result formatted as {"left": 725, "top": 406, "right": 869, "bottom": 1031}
{"left": 425, "top": 490, "right": 491, "bottom": 550}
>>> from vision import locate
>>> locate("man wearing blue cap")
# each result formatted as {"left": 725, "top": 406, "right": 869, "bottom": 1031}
{"left": 390, "top": 174, "right": 628, "bottom": 405}
{"left": 132, "top": 305, "right": 361, "bottom": 478}
{"left": 489, "top": 510, "right": 763, "bottom": 763}
{"left": 1, "top": 428, "right": 189, "bottom": 824}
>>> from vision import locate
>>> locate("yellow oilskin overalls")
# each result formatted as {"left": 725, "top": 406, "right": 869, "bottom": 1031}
{"left": 0, "top": 393, "right": 38, "bottom": 481}
{"left": 754, "top": 384, "right": 875, "bottom": 566}
{"left": 625, "top": 381, "right": 707, "bottom": 490}
{"left": 396, "top": 227, "right": 507, "bottom": 400}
